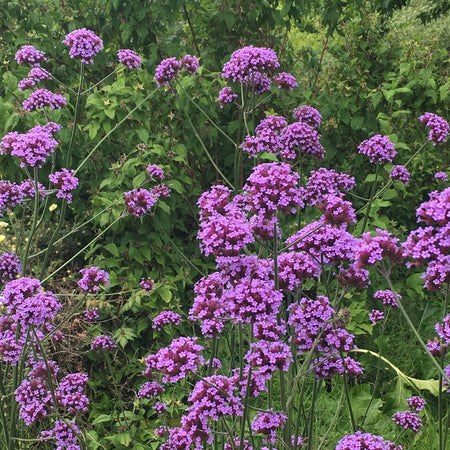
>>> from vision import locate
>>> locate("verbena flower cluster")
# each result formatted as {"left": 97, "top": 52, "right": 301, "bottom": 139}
{"left": 154, "top": 54, "right": 199, "bottom": 87}
{"left": 358, "top": 134, "right": 397, "bottom": 164}
{"left": 117, "top": 49, "right": 142, "bottom": 69}
{"left": 63, "top": 28, "right": 103, "bottom": 64}
{"left": 23, "top": 88, "right": 67, "bottom": 111}
{"left": 49, "top": 168, "right": 79, "bottom": 203}
{"left": 15, "top": 45, "right": 47, "bottom": 66}
{"left": 78, "top": 266, "right": 110, "bottom": 293}
{"left": 419, "top": 112, "right": 449, "bottom": 145}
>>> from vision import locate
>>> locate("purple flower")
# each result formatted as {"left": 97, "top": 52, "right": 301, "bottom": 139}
{"left": 63, "top": 28, "right": 103, "bottom": 64}
{"left": 181, "top": 54, "right": 199, "bottom": 74}
{"left": 222, "top": 46, "right": 280, "bottom": 84}
{"left": 355, "top": 229, "right": 405, "bottom": 269}
{"left": 143, "top": 336, "right": 204, "bottom": 383}
{"left": 0, "top": 181, "right": 24, "bottom": 215}
{"left": 277, "top": 251, "right": 321, "bottom": 290}
{"left": 152, "top": 311, "right": 182, "bottom": 330}
{"left": 435, "top": 171, "right": 448, "bottom": 181}
{"left": 369, "top": 309, "right": 384, "bottom": 323}
{"left": 416, "top": 187, "right": 450, "bottom": 226}
{"left": 22, "top": 88, "right": 67, "bottom": 111}
{"left": 280, "top": 120, "right": 324, "bottom": 160}
{"left": 55, "top": 372, "right": 89, "bottom": 414}
{"left": 419, "top": 112, "right": 449, "bottom": 145}
{"left": 217, "top": 87, "right": 238, "bottom": 108}
{"left": 150, "top": 183, "right": 170, "bottom": 198}
{"left": 40, "top": 419, "right": 81, "bottom": 449}
{"left": 251, "top": 410, "right": 287, "bottom": 444}
{"left": 407, "top": 396, "right": 426, "bottom": 412}
{"left": 78, "top": 267, "right": 110, "bottom": 293}
{"left": 153, "top": 401, "right": 168, "bottom": 414}
{"left": 84, "top": 307, "right": 99, "bottom": 322}
{"left": 317, "top": 194, "right": 356, "bottom": 226}
{"left": 124, "top": 188, "right": 156, "bottom": 217}
{"left": 245, "top": 339, "right": 292, "bottom": 374}
{"left": 305, "top": 168, "right": 355, "bottom": 206}
{"left": 0, "top": 252, "right": 21, "bottom": 284}
{"left": 154, "top": 57, "right": 182, "bottom": 87}
{"left": 243, "top": 162, "right": 304, "bottom": 216}
{"left": 138, "top": 381, "right": 164, "bottom": 398}
{"left": 336, "top": 431, "right": 402, "bottom": 449}
{"left": 28, "top": 67, "right": 51, "bottom": 81}
{"left": 358, "top": 134, "right": 397, "bottom": 164}
{"left": 140, "top": 277, "right": 155, "bottom": 292}
{"left": 197, "top": 206, "right": 254, "bottom": 257}
{"left": 392, "top": 410, "right": 423, "bottom": 433}
{"left": 147, "top": 164, "right": 165, "bottom": 179}
{"left": 90, "top": 335, "right": 117, "bottom": 351}
{"left": 197, "top": 184, "right": 233, "bottom": 219}
{"left": 274, "top": 72, "right": 298, "bottom": 90}
{"left": 374, "top": 290, "right": 400, "bottom": 308}
{"left": 293, "top": 105, "right": 322, "bottom": 128}
{"left": 15, "top": 45, "right": 47, "bottom": 66}
{"left": 0, "top": 131, "right": 19, "bottom": 155}
{"left": 19, "top": 180, "right": 46, "bottom": 199}
{"left": 49, "top": 168, "right": 79, "bottom": 203}
{"left": 336, "top": 263, "right": 370, "bottom": 289}
{"left": 389, "top": 165, "right": 410, "bottom": 185}
{"left": 18, "top": 78, "right": 35, "bottom": 91}
{"left": 117, "top": 49, "right": 142, "bottom": 68}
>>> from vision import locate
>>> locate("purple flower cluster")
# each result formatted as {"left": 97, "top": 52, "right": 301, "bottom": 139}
{"left": 293, "top": 105, "right": 322, "bottom": 128}
{"left": 2, "top": 124, "right": 59, "bottom": 167}
{"left": 427, "top": 314, "right": 450, "bottom": 357}
{"left": 277, "top": 251, "right": 321, "bottom": 290}
{"left": 63, "top": 28, "right": 103, "bottom": 64}
{"left": 154, "top": 54, "right": 198, "bottom": 87}
{"left": 369, "top": 309, "right": 384, "bottom": 323}
{"left": 0, "top": 181, "right": 24, "bottom": 215}
{"left": 78, "top": 266, "right": 110, "bottom": 293}
{"left": 117, "top": 49, "right": 142, "bottom": 69}
{"left": 407, "top": 396, "right": 426, "bottom": 412}
{"left": 140, "top": 277, "right": 155, "bottom": 292}
{"left": 435, "top": 171, "right": 448, "bottom": 181}
{"left": 403, "top": 187, "right": 450, "bottom": 290}
{"left": 49, "top": 168, "right": 79, "bottom": 203}
{"left": 245, "top": 340, "right": 292, "bottom": 374}
{"left": 0, "top": 252, "right": 21, "bottom": 284}
{"left": 274, "top": 72, "right": 298, "bottom": 90}
{"left": 251, "top": 410, "right": 287, "bottom": 444}
{"left": 336, "top": 431, "right": 401, "bottom": 449}
{"left": 55, "top": 373, "right": 89, "bottom": 414}
{"left": 124, "top": 188, "right": 156, "bottom": 217}
{"left": 41, "top": 420, "right": 81, "bottom": 449}
{"left": 392, "top": 410, "right": 423, "bottom": 433}
{"left": 22, "top": 88, "right": 67, "bottom": 111}
{"left": 358, "top": 134, "right": 397, "bottom": 164}
{"left": 280, "top": 120, "right": 325, "bottom": 160}
{"left": 138, "top": 381, "right": 164, "bottom": 399}
{"left": 147, "top": 164, "right": 165, "bottom": 179}
{"left": 84, "top": 307, "right": 99, "bottom": 322}
{"left": 18, "top": 67, "right": 51, "bottom": 91}
{"left": 373, "top": 290, "right": 400, "bottom": 308}
{"left": 143, "top": 336, "right": 204, "bottom": 383}
{"left": 15, "top": 45, "right": 47, "bottom": 66}
{"left": 389, "top": 165, "right": 411, "bottom": 185}
{"left": 317, "top": 194, "right": 356, "bottom": 227}
{"left": 217, "top": 87, "right": 238, "bottom": 108}
{"left": 419, "top": 112, "right": 449, "bottom": 145}
{"left": 152, "top": 310, "right": 182, "bottom": 330}
{"left": 90, "top": 335, "right": 117, "bottom": 351}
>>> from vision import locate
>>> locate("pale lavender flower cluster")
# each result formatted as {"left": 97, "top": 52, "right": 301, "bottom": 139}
{"left": 49, "top": 168, "right": 79, "bottom": 203}
{"left": 90, "top": 335, "right": 117, "bottom": 351}
{"left": 419, "top": 112, "right": 449, "bottom": 145}
{"left": 293, "top": 105, "right": 322, "bottom": 128}
{"left": 2, "top": 124, "right": 59, "bottom": 167}
{"left": 15, "top": 45, "right": 47, "bottom": 66}
{"left": 358, "top": 134, "right": 397, "bottom": 164}
{"left": 373, "top": 289, "right": 400, "bottom": 308}
{"left": 22, "top": 88, "right": 67, "bottom": 111}
{"left": 0, "top": 252, "right": 21, "bottom": 284}
{"left": 152, "top": 311, "right": 182, "bottom": 330}
{"left": 78, "top": 266, "right": 110, "bottom": 293}
{"left": 117, "top": 49, "right": 142, "bottom": 69}
{"left": 403, "top": 187, "right": 450, "bottom": 290}
{"left": 217, "top": 87, "right": 238, "bottom": 108}
{"left": 251, "top": 410, "right": 287, "bottom": 444}
{"left": 63, "top": 28, "right": 103, "bottom": 64}
{"left": 154, "top": 54, "right": 199, "bottom": 87}
{"left": 435, "top": 171, "right": 448, "bottom": 181}
{"left": 389, "top": 165, "right": 411, "bottom": 185}
{"left": 40, "top": 420, "right": 81, "bottom": 449}
{"left": 143, "top": 336, "right": 204, "bottom": 383}
{"left": 335, "top": 431, "right": 402, "bottom": 449}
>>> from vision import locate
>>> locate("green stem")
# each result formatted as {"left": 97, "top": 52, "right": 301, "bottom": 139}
{"left": 307, "top": 378, "right": 320, "bottom": 450}
{"left": 360, "top": 163, "right": 379, "bottom": 234}
{"left": 21, "top": 167, "right": 40, "bottom": 275}
{"left": 341, "top": 352, "right": 356, "bottom": 433}
{"left": 439, "top": 284, "right": 449, "bottom": 450}
{"left": 80, "top": 65, "right": 125, "bottom": 96}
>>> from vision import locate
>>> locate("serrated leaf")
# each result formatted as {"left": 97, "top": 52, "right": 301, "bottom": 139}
{"left": 104, "top": 243, "right": 119, "bottom": 257}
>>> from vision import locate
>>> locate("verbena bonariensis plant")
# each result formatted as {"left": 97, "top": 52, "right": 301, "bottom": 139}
{"left": 137, "top": 46, "right": 450, "bottom": 449}
{"left": 0, "top": 30, "right": 174, "bottom": 449}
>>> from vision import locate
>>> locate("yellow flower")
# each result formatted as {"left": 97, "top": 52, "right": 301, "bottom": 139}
{"left": 0, "top": 235, "right": 5, "bottom": 243}
{"left": 0, "top": 221, "right": 8, "bottom": 228}
{"left": 49, "top": 203, "right": 58, "bottom": 211}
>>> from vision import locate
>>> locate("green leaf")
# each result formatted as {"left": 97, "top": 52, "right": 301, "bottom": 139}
{"left": 136, "top": 128, "right": 149, "bottom": 142}
{"left": 104, "top": 243, "right": 119, "bottom": 257}
{"left": 92, "top": 414, "right": 114, "bottom": 425}
{"left": 159, "top": 286, "right": 172, "bottom": 303}
{"left": 113, "top": 327, "right": 137, "bottom": 347}
{"left": 350, "top": 116, "right": 364, "bottom": 130}
{"left": 133, "top": 171, "right": 146, "bottom": 188}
